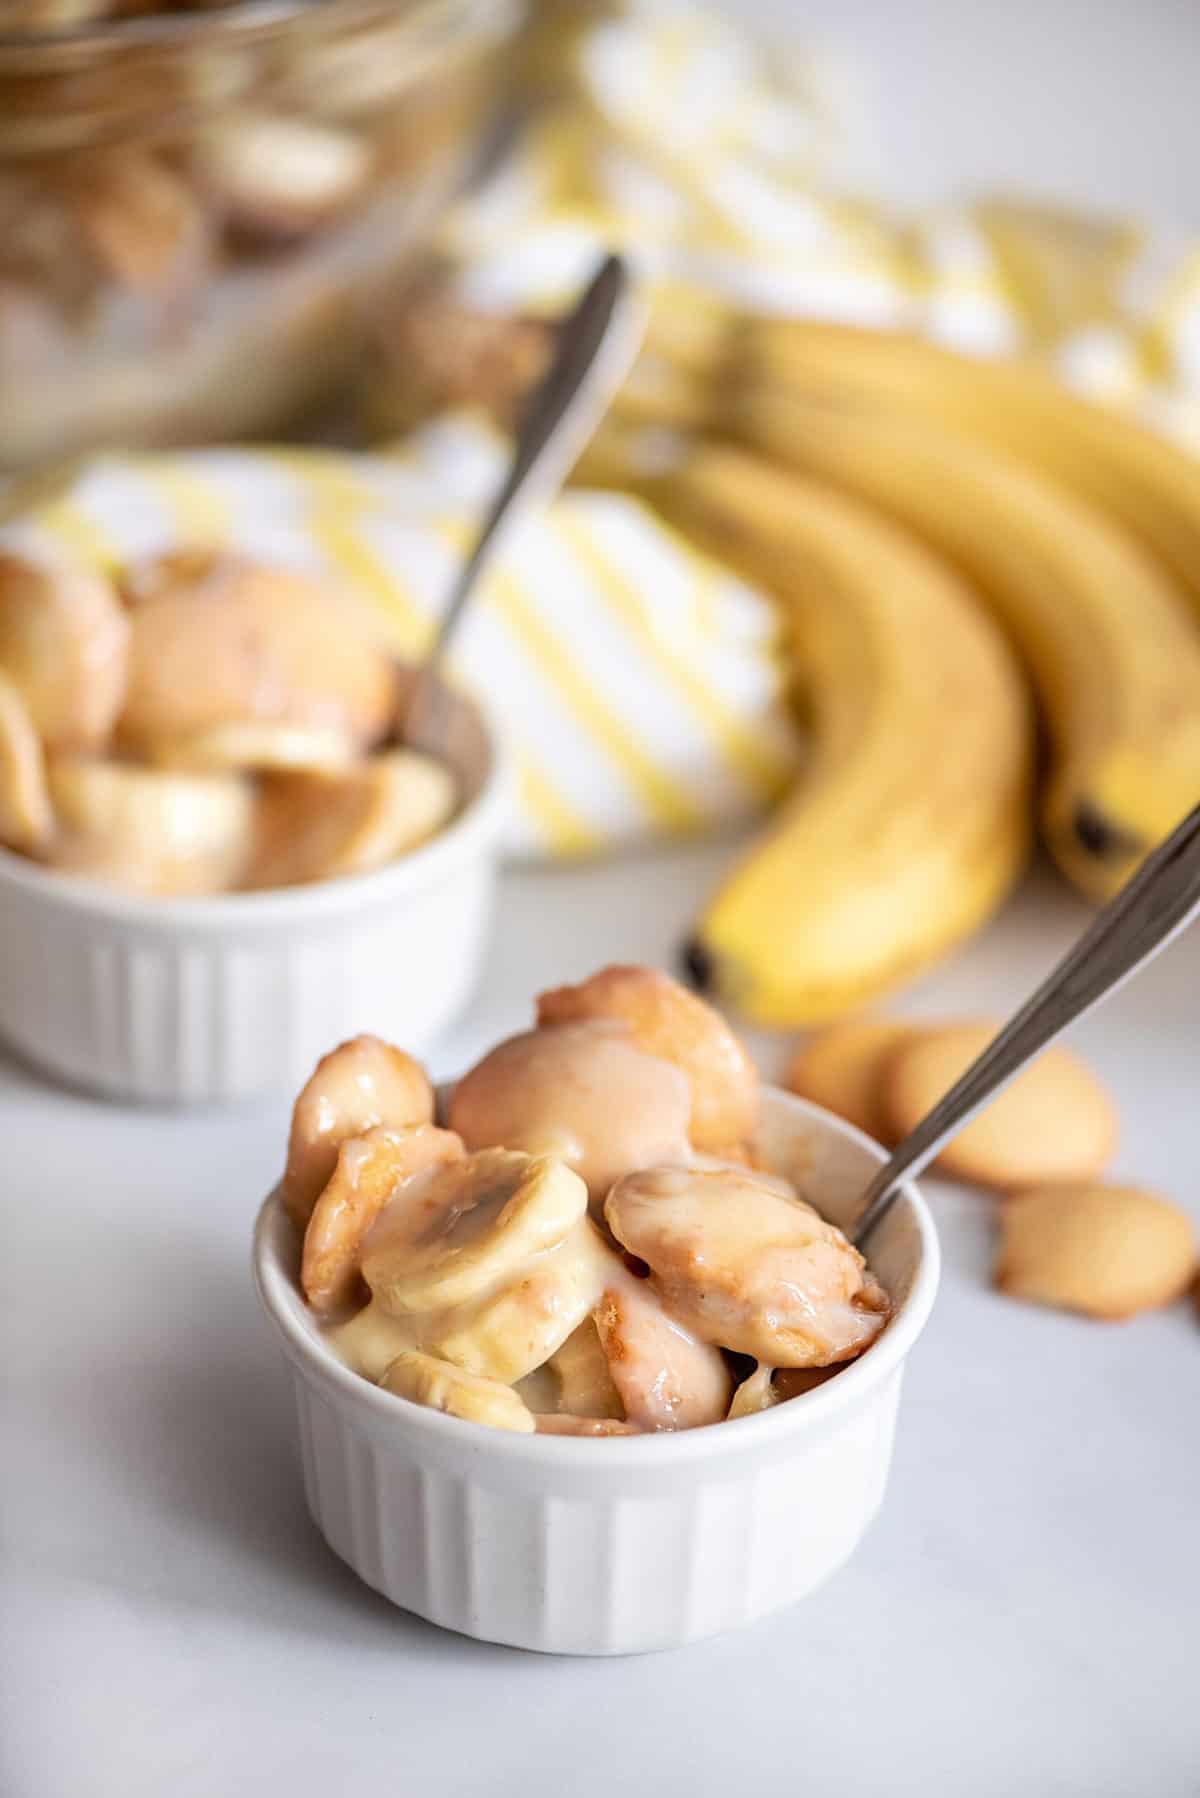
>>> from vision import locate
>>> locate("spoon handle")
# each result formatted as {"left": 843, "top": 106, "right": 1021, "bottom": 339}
{"left": 404, "top": 252, "right": 643, "bottom": 745}
{"left": 853, "top": 799, "right": 1200, "bottom": 1246}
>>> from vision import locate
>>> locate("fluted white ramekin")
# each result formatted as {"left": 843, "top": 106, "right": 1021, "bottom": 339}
{"left": 0, "top": 685, "right": 507, "bottom": 1104}
{"left": 253, "top": 1087, "right": 939, "bottom": 1655}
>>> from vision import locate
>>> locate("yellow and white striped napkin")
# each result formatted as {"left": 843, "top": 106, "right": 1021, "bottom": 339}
{"left": 439, "top": 4, "right": 1200, "bottom": 449}
{"left": 0, "top": 416, "right": 800, "bottom": 860}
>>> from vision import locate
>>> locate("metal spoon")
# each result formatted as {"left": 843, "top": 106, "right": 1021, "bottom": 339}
{"left": 853, "top": 799, "right": 1200, "bottom": 1247}
{"left": 402, "top": 251, "right": 644, "bottom": 751}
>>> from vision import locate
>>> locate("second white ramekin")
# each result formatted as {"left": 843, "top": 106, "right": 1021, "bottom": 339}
{"left": 253, "top": 1086, "right": 940, "bottom": 1655}
{"left": 0, "top": 684, "right": 508, "bottom": 1104}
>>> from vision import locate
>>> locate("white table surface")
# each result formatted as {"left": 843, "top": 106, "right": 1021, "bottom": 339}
{"left": 4, "top": 844, "right": 1199, "bottom": 1798}
{"left": 6, "top": 5, "right": 1200, "bottom": 1792}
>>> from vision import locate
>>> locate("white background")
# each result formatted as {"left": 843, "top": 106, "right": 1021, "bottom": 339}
{"left": 760, "top": 0, "right": 1200, "bottom": 232}
{"left": 4, "top": 4, "right": 1200, "bottom": 1794}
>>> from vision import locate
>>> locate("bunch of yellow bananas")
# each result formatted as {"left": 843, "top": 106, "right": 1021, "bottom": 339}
{"left": 598, "top": 316, "right": 1200, "bottom": 1027}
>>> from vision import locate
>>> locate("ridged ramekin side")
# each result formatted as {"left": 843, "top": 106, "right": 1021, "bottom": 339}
{"left": 0, "top": 853, "right": 495, "bottom": 1103}
{"left": 290, "top": 1366, "right": 904, "bottom": 1656}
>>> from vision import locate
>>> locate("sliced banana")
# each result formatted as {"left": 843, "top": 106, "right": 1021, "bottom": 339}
{"left": 0, "top": 671, "right": 52, "bottom": 854}
{"left": 155, "top": 721, "right": 356, "bottom": 777}
{"left": 594, "top": 1275, "right": 732, "bottom": 1430}
{"left": 513, "top": 1362, "right": 559, "bottom": 1415}
{"left": 46, "top": 757, "right": 255, "bottom": 896}
{"left": 536, "top": 963, "right": 760, "bottom": 1155}
{"left": 727, "top": 1364, "right": 777, "bottom": 1420}
{"left": 728, "top": 1363, "right": 844, "bottom": 1416}
{"left": 605, "top": 1165, "right": 891, "bottom": 1368}
{"left": 117, "top": 555, "right": 394, "bottom": 761}
{"left": 535, "top": 1415, "right": 642, "bottom": 1437}
{"left": 336, "top": 1217, "right": 609, "bottom": 1386}
{"left": 301, "top": 1122, "right": 465, "bottom": 1317}
{"left": 448, "top": 1022, "right": 693, "bottom": 1211}
{"left": 0, "top": 551, "right": 129, "bottom": 753}
{"left": 328, "top": 1296, "right": 419, "bottom": 1384}
{"left": 362, "top": 1148, "right": 589, "bottom": 1317}
{"left": 423, "top": 1222, "right": 608, "bottom": 1384}
{"left": 248, "top": 749, "right": 457, "bottom": 890}
{"left": 282, "top": 1035, "right": 434, "bottom": 1228}
{"left": 379, "top": 1351, "right": 535, "bottom": 1434}
{"left": 546, "top": 1318, "right": 623, "bottom": 1420}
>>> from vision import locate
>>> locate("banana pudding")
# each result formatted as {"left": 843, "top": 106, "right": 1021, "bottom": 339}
{"left": 0, "top": 548, "right": 458, "bottom": 896}
{"left": 282, "top": 965, "right": 892, "bottom": 1434}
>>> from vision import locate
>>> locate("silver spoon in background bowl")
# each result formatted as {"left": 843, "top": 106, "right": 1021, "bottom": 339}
{"left": 854, "top": 799, "right": 1200, "bottom": 1246}
{"left": 400, "top": 251, "right": 644, "bottom": 754}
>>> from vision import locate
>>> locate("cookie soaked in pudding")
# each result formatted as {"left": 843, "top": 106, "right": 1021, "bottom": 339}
{"left": 448, "top": 1021, "right": 693, "bottom": 1209}
{"left": 301, "top": 1123, "right": 464, "bottom": 1315}
{"left": 284, "top": 963, "right": 893, "bottom": 1435}
{"left": 605, "top": 1164, "right": 890, "bottom": 1367}
{"left": 536, "top": 964, "right": 759, "bottom": 1156}
{"left": 281, "top": 1034, "right": 434, "bottom": 1227}
{"left": 594, "top": 1273, "right": 732, "bottom": 1430}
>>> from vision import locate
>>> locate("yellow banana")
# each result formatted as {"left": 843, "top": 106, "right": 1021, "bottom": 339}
{"left": 611, "top": 291, "right": 731, "bottom": 431}
{"left": 729, "top": 391, "right": 1200, "bottom": 898}
{"left": 653, "top": 447, "right": 1032, "bottom": 1027}
{"left": 732, "top": 318, "right": 1200, "bottom": 616}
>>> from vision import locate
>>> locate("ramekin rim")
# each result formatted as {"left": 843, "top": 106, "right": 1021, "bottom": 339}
{"left": 252, "top": 1087, "right": 941, "bottom": 1466}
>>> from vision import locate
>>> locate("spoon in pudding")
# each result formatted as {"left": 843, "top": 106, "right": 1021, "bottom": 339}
{"left": 401, "top": 251, "right": 643, "bottom": 754}
{"left": 854, "top": 799, "right": 1200, "bottom": 1245}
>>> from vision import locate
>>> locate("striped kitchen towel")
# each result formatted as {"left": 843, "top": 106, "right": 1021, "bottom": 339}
{"left": 437, "top": 4, "right": 1200, "bottom": 449}
{"left": 0, "top": 414, "right": 801, "bottom": 860}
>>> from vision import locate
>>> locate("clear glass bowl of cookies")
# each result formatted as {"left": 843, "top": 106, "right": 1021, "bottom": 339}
{"left": 0, "top": 0, "right": 523, "bottom": 470}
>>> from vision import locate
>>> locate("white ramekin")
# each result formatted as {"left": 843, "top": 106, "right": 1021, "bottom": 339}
{"left": 253, "top": 1086, "right": 940, "bottom": 1655}
{"left": 0, "top": 686, "right": 508, "bottom": 1105}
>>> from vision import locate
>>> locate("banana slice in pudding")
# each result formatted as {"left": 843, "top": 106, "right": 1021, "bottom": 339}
{"left": 0, "top": 551, "right": 128, "bottom": 754}
{"left": 333, "top": 1216, "right": 607, "bottom": 1386}
{"left": 725, "top": 1362, "right": 844, "bottom": 1417}
{"left": 605, "top": 1165, "right": 890, "bottom": 1367}
{"left": 535, "top": 1415, "right": 642, "bottom": 1437}
{"left": 328, "top": 1298, "right": 419, "bottom": 1383}
{"left": 545, "top": 1317, "right": 623, "bottom": 1420}
{"left": 282, "top": 1035, "right": 434, "bottom": 1228}
{"left": 0, "top": 671, "right": 52, "bottom": 853}
{"left": 380, "top": 1350, "right": 535, "bottom": 1433}
{"left": 248, "top": 749, "right": 457, "bottom": 889}
{"left": 154, "top": 720, "right": 356, "bottom": 776}
{"left": 362, "top": 1148, "right": 589, "bottom": 1317}
{"left": 424, "top": 1222, "right": 607, "bottom": 1383}
{"left": 46, "top": 757, "right": 254, "bottom": 895}
{"left": 301, "top": 1123, "right": 464, "bottom": 1316}
{"left": 727, "top": 1363, "right": 777, "bottom": 1419}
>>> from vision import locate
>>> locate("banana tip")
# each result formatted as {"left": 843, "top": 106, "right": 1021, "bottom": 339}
{"left": 1071, "top": 800, "right": 1143, "bottom": 864}
{"left": 679, "top": 936, "right": 715, "bottom": 994}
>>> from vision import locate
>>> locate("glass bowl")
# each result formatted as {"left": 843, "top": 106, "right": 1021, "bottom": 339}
{"left": 0, "top": 0, "right": 523, "bottom": 469}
